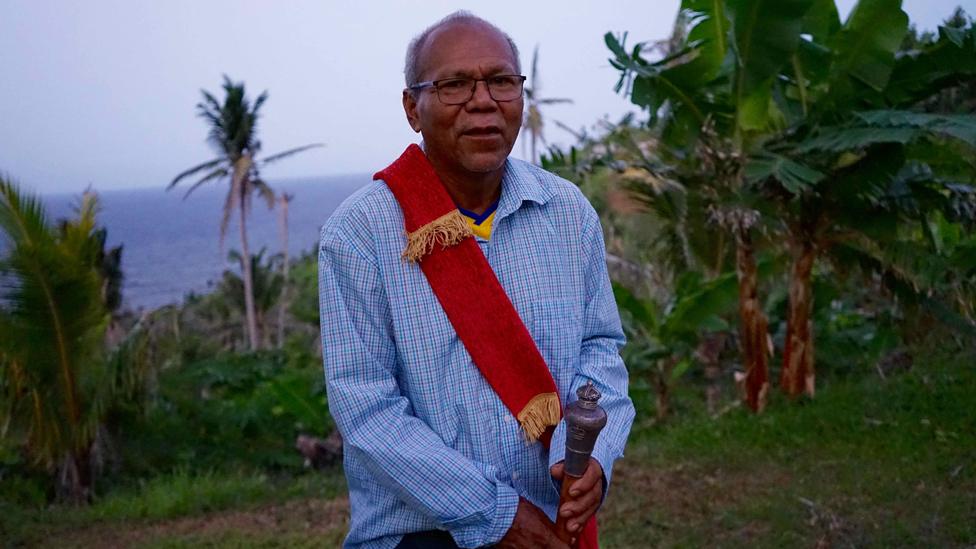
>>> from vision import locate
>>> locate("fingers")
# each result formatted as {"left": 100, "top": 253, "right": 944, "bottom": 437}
{"left": 558, "top": 459, "right": 605, "bottom": 533}
{"left": 569, "top": 460, "right": 602, "bottom": 498}
{"left": 559, "top": 485, "right": 600, "bottom": 523}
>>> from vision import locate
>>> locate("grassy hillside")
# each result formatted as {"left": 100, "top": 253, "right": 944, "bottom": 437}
{"left": 4, "top": 355, "right": 973, "bottom": 548}
{"left": 602, "top": 356, "right": 976, "bottom": 547}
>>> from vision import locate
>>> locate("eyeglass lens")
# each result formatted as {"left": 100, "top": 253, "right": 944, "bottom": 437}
{"left": 436, "top": 76, "right": 523, "bottom": 105}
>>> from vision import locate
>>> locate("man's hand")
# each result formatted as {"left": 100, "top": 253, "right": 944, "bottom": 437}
{"left": 550, "top": 458, "right": 604, "bottom": 536}
{"left": 496, "top": 498, "right": 570, "bottom": 549}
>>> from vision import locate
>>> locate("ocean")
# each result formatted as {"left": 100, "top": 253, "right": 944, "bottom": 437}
{"left": 46, "top": 175, "right": 368, "bottom": 310}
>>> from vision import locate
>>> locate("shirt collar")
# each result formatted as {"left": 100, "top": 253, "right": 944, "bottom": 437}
{"left": 496, "top": 158, "right": 555, "bottom": 221}
{"left": 417, "top": 142, "right": 553, "bottom": 220}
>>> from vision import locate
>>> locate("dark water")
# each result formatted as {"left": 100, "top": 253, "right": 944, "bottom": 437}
{"left": 46, "top": 175, "right": 368, "bottom": 310}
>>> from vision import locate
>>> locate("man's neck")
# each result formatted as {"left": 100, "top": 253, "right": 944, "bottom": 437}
{"left": 429, "top": 160, "right": 504, "bottom": 215}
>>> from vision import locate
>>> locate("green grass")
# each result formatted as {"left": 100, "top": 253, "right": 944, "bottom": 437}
{"left": 141, "top": 529, "right": 347, "bottom": 549}
{"left": 85, "top": 469, "right": 273, "bottom": 521}
{"left": 601, "top": 357, "right": 976, "bottom": 547}
{"left": 0, "top": 468, "right": 346, "bottom": 547}
{"left": 5, "top": 356, "right": 973, "bottom": 548}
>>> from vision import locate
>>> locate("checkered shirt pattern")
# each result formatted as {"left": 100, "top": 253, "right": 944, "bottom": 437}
{"left": 318, "top": 155, "right": 635, "bottom": 549}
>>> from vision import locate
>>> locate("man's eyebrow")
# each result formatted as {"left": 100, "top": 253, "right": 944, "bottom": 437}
{"left": 440, "top": 70, "right": 475, "bottom": 79}
{"left": 435, "top": 65, "right": 514, "bottom": 79}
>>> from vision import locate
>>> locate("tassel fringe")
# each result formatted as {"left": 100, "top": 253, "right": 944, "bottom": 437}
{"left": 402, "top": 211, "right": 472, "bottom": 262}
{"left": 517, "top": 392, "right": 561, "bottom": 443}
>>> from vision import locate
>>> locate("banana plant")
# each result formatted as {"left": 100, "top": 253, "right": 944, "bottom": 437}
{"left": 752, "top": 8, "right": 976, "bottom": 398}
{"left": 615, "top": 267, "right": 744, "bottom": 418}
{"left": 608, "top": 0, "right": 976, "bottom": 406}
{"left": 607, "top": 0, "right": 818, "bottom": 410}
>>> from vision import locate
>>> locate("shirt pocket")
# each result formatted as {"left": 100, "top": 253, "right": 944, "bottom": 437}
{"left": 529, "top": 300, "right": 582, "bottom": 396}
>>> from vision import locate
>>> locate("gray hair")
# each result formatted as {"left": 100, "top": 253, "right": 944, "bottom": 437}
{"left": 404, "top": 11, "right": 521, "bottom": 88}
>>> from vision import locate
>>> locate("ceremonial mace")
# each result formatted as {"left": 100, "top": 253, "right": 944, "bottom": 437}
{"left": 555, "top": 381, "right": 607, "bottom": 545}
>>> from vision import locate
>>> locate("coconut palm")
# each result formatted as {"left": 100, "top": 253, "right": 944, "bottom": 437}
{"left": 168, "top": 76, "right": 320, "bottom": 351}
{"left": 523, "top": 46, "right": 573, "bottom": 164}
{"left": 222, "top": 248, "right": 284, "bottom": 349}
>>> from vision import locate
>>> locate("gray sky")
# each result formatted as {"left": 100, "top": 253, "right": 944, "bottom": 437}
{"left": 1, "top": 0, "right": 970, "bottom": 194}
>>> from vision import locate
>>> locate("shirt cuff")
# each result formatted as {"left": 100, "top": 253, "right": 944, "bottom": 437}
{"left": 446, "top": 482, "right": 519, "bottom": 548}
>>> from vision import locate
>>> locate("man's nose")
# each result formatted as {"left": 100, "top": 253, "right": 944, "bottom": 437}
{"left": 466, "top": 80, "right": 497, "bottom": 109}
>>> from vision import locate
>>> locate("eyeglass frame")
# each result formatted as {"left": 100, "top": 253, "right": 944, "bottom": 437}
{"left": 407, "top": 74, "right": 527, "bottom": 105}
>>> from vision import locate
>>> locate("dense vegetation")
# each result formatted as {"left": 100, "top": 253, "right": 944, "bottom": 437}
{"left": 1, "top": 1, "right": 973, "bottom": 547}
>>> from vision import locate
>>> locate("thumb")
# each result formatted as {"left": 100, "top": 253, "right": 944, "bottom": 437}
{"left": 550, "top": 462, "right": 564, "bottom": 480}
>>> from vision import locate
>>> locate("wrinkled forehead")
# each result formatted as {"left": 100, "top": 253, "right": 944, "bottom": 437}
{"left": 416, "top": 21, "right": 519, "bottom": 80}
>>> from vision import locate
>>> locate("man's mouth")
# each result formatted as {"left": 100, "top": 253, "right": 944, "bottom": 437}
{"left": 462, "top": 126, "right": 503, "bottom": 137}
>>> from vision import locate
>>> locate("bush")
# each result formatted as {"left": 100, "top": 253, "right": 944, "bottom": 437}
{"left": 115, "top": 351, "right": 331, "bottom": 476}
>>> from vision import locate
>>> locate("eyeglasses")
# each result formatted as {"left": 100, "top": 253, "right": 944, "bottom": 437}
{"left": 408, "top": 74, "right": 527, "bottom": 105}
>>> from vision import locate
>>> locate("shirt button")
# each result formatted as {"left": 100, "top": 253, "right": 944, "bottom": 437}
{"left": 503, "top": 415, "right": 513, "bottom": 423}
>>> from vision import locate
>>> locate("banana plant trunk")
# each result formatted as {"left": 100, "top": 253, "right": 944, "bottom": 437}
{"left": 239, "top": 194, "right": 260, "bottom": 351}
{"left": 654, "top": 358, "right": 675, "bottom": 421}
{"left": 57, "top": 447, "right": 93, "bottom": 504}
{"left": 781, "top": 237, "right": 817, "bottom": 398}
{"left": 734, "top": 228, "right": 770, "bottom": 412}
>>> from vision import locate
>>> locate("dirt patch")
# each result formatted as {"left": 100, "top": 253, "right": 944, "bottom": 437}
{"left": 600, "top": 456, "right": 791, "bottom": 547}
{"left": 44, "top": 497, "right": 350, "bottom": 548}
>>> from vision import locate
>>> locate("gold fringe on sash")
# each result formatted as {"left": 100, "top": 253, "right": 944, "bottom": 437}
{"left": 402, "top": 210, "right": 472, "bottom": 262}
{"left": 517, "top": 392, "right": 561, "bottom": 443}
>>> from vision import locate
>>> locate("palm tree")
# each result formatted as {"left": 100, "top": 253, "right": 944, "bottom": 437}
{"left": 223, "top": 248, "right": 284, "bottom": 348}
{"left": 523, "top": 46, "right": 573, "bottom": 164}
{"left": 0, "top": 178, "right": 121, "bottom": 502}
{"left": 168, "top": 76, "right": 320, "bottom": 351}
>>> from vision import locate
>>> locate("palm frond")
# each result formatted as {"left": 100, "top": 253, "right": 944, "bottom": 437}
{"left": 252, "top": 90, "right": 269, "bottom": 117}
{"left": 182, "top": 167, "right": 229, "bottom": 200}
{"left": 537, "top": 98, "right": 573, "bottom": 105}
{"left": 0, "top": 175, "right": 50, "bottom": 248}
{"left": 531, "top": 45, "right": 540, "bottom": 86}
{"left": 251, "top": 178, "right": 276, "bottom": 210}
{"left": 168, "top": 158, "right": 224, "bottom": 189}
{"left": 260, "top": 143, "right": 323, "bottom": 166}
{"left": 0, "top": 176, "right": 110, "bottom": 470}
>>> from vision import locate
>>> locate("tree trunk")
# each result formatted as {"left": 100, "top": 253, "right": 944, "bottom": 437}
{"left": 781, "top": 238, "right": 817, "bottom": 398}
{"left": 734, "top": 228, "right": 770, "bottom": 412}
{"left": 654, "top": 360, "right": 672, "bottom": 421}
{"left": 239, "top": 195, "right": 260, "bottom": 351}
{"left": 57, "top": 447, "right": 93, "bottom": 504}
{"left": 276, "top": 194, "right": 291, "bottom": 349}
{"left": 696, "top": 332, "right": 726, "bottom": 415}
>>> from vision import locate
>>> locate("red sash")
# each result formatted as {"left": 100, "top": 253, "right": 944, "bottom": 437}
{"left": 374, "top": 144, "right": 598, "bottom": 548}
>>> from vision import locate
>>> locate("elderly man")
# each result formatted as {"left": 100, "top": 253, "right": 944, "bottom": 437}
{"left": 319, "top": 11, "right": 634, "bottom": 549}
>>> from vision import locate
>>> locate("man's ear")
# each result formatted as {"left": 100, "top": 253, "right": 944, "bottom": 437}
{"left": 402, "top": 90, "right": 422, "bottom": 133}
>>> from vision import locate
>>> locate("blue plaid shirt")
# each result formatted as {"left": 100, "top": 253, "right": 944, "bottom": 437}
{"left": 318, "top": 155, "right": 635, "bottom": 548}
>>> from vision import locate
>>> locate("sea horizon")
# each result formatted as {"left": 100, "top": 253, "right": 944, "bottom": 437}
{"left": 44, "top": 173, "right": 371, "bottom": 311}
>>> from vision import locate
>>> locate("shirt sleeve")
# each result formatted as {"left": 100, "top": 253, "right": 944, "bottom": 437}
{"left": 318, "top": 225, "right": 518, "bottom": 548}
{"left": 547, "top": 201, "right": 636, "bottom": 502}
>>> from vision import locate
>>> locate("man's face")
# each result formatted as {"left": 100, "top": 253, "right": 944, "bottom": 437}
{"left": 403, "top": 22, "right": 523, "bottom": 180}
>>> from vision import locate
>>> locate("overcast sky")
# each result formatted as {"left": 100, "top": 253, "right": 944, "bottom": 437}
{"left": 1, "top": 0, "right": 970, "bottom": 194}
